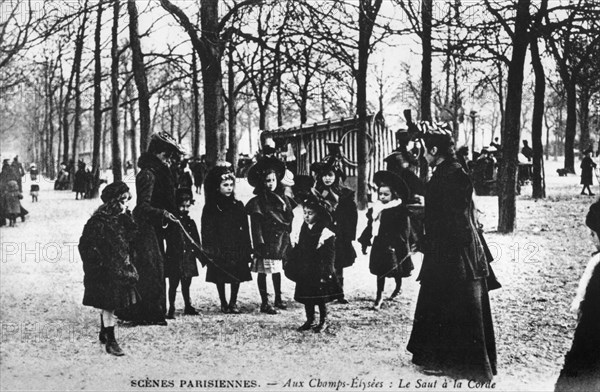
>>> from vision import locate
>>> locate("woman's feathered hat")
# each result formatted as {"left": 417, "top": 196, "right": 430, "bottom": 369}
{"left": 373, "top": 170, "right": 410, "bottom": 202}
{"left": 149, "top": 132, "right": 186, "bottom": 156}
{"left": 247, "top": 156, "right": 286, "bottom": 188}
{"left": 311, "top": 157, "right": 347, "bottom": 182}
{"left": 419, "top": 122, "right": 455, "bottom": 151}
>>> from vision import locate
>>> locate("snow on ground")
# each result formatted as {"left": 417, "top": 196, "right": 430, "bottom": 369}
{"left": 0, "top": 158, "right": 594, "bottom": 391}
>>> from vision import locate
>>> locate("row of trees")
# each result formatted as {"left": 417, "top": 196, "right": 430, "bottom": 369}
{"left": 1, "top": 0, "right": 599, "bottom": 232}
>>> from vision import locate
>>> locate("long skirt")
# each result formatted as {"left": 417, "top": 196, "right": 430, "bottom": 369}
{"left": 407, "top": 277, "right": 497, "bottom": 382}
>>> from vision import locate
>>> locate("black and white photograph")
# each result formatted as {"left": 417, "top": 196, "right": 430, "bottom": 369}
{"left": 1, "top": 0, "right": 599, "bottom": 391}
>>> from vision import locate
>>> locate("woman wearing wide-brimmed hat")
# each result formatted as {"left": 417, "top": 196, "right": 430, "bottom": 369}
{"left": 580, "top": 148, "right": 597, "bottom": 196}
{"left": 407, "top": 130, "right": 497, "bottom": 382}
{"left": 313, "top": 159, "right": 357, "bottom": 304}
{"left": 115, "top": 132, "right": 184, "bottom": 326}
{"left": 245, "top": 157, "right": 296, "bottom": 314}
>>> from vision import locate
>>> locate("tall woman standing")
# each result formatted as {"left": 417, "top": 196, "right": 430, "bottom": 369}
{"left": 407, "top": 131, "right": 497, "bottom": 382}
{"left": 116, "top": 132, "right": 183, "bottom": 325}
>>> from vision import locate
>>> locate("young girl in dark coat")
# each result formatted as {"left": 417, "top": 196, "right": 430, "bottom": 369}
{"left": 580, "top": 148, "right": 597, "bottom": 196}
{"left": 202, "top": 165, "right": 252, "bottom": 314}
{"left": 165, "top": 188, "right": 201, "bottom": 319}
{"left": 358, "top": 171, "right": 415, "bottom": 310}
{"left": 3, "top": 180, "right": 22, "bottom": 227}
{"left": 79, "top": 181, "right": 139, "bottom": 356}
{"left": 313, "top": 161, "right": 358, "bottom": 304}
{"left": 288, "top": 194, "right": 340, "bottom": 332}
{"left": 246, "top": 157, "right": 296, "bottom": 314}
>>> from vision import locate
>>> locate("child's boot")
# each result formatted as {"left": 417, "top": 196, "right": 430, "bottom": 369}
{"left": 313, "top": 306, "right": 328, "bottom": 333}
{"left": 297, "top": 306, "right": 315, "bottom": 331}
{"left": 166, "top": 305, "right": 175, "bottom": 319}
{"left": 228, "top": 289, "right": 240, "bottom": 314}
{"left": 105, "top": 327, "right": 124, "bottom": 356}
{"left": 274, "top": 294, "right": 287, "bottom": 310}
{"left": 99, "top": 315, "right": 107, "bottom": 344}
{"left": 373, "top": 292, "right": 383, "bottom": 310}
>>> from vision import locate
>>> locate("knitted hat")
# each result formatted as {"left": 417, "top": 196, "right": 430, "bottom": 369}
{"left": 101, "top": 181, "right": 130, "bottom": 203}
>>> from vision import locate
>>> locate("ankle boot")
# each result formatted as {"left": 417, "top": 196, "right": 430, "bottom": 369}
{"left": 297, "top": 307, "right": 315, "bottom": 331}
{"left": 373, "top": 294, "right": 383, "bottom": 310}
{"left": 105, "top": 327, "right": 124, "bottom": 356}
{"left": 166, "top": 306, "right": 175, "bottom": 319}
{"left": 184, "top": 305, "right": 198, "bottom": 315}
{"left": 99, "top": 315, "right": 107, "bottom": 344}
{"left": 274, "top": 295, "right": 287, "bottom": 310}
{"left": 228, "top": 299, "right": 240, "bottom": 314}
{"left": 260, "top": 301, "right": 278, "bottom": 315}
{"left": 313, "top": 314, "right": 327, "bottom": 333}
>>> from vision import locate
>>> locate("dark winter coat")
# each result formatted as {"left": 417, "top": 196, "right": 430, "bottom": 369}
{"left": 3, "top": 181, "right": 22, "bottom": 215}
{"left": 317, "top": 186, "right": 357, "bottom": 269}
{"left": 73, "top": 168, "right": 88, "bottom": 193}
{"left": 581, "top": 156, "right": 597, "bottom": 186}
{"left": 79, "top": 211, "right": 140, "bottom": 310}
{"left": 115, "top": 153, "right": 176, "bottom": 323}
{"left": 202, "top": 195, "right": 252, "bottom": 283}
{"left": 246, "top": 190, "right": 295, "bottom": 261}
{"left": 407, "top": 157, "right": 497, "bottom": 382}
{"left": 165, "top": 213, "right": 200, "bottom": 279}
{"left": 289, "top": 223, "right": 341, "bottom": 305}
{"left": 358, "top": 203, "right": 415, "bottom": 278}
{"left": 555, "top": 256, "right": 600, "bottom": 392}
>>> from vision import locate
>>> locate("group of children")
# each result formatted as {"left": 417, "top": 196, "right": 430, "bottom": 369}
{"left": 80, "top": 153, "right": 419, "bottom": 355}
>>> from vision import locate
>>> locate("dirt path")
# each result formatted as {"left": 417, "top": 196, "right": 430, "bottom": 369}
{"left": 0, "top": 159, "right": 593, "bottom": 391}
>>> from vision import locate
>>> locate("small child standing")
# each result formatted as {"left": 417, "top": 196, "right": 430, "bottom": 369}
{"left": 358, "top": 171, "right": 414, "bottom": 310}
{"left": 165, "top": 188, "right": 201, "bottom": 318}
{"left": 3, "top": 180, "right": 23, "bottom": 227}
{"left": 202, "top": 165, "right": 252, "bottom": 313}
{"left": 246, "top": 157, "right": 296, "bottom": 314}
{"left": 79, "top": 181, "right": 139, "bottom": 356}
{"left": 287, "top": 194, "right": 340, "bottom": 332}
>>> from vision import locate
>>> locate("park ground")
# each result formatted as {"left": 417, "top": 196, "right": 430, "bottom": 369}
{"left": 0, "top": 158, "right": 596, "bottom": 392}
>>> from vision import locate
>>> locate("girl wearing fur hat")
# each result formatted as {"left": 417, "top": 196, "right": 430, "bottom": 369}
{"left": 165, "top": 188, "right": 201, "bottom": 318}
{"left": 358, "top": 171, "right": 415, "bottom": 310}
{"left": 202, "top": 165, "right": 252, "bottom": 313}
{"left": 245, "top": 158, "right": 296, "bottom": 314}
{"left": 287, "top": 194, "right": 340, "bottom": 332}
{"left": 79, "top": 181, "right": 139, "bottom": 356}
{"left": 314, "top": 160, "right": 358, "bottom": 304}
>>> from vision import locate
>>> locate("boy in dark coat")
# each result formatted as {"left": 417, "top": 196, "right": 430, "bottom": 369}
{"left": 79, "top": 181, "right": 139, "bottom": 356}
{"left": 288, "top": 194, "right": 340, "bottom": 332}
{"left": 165, "top": 188, "right": 201, "bottom": 318}
{"left": 407, "top": 130, "right": 497, "bottom": 382}
{"left": 202, "top": 165, "right": 252, "bottom": 313}
{"left": 313, "top": 160, "right": 357, "bottom": 304}
{"left": 358, "top": 171, "right": 414, "bottom": 310}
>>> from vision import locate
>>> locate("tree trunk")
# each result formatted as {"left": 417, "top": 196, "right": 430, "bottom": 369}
{"left": 421, "top": 0, "right": 432, "bottom": 122}
{"left": 564, "top": 80, "right": 577, "bottom": 173}
{"left": 111, "top": 0, "right": 122, "bottom": 181}
{"left": 128, "top": 0, "right": 151, "bottom": 153}
{"left": 191, "top": 50, "right": 201, "bottom": 158}
{"left": 530, "top": 34, "right": 545, "bottom": 199}
{"left": 91, "top": 1, "right": 103, "bottom": 198}
{"left": 498, "top": 0, "right": 530, "bottom": 233}
{"left": 227, "top": 43, "right": 238, "bottom": 172}
{"left": 356, "top": 0, "right": 382, "bottom": 209}
{"left": 126, "top": 81, "right": 138, "bottom": 173}
{"left": 579, "top": 86, "right": 591, "bottom": 153}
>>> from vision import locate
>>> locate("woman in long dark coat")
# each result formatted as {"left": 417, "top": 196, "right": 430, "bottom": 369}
{"left": 580, "top": 148, "right": 597, "bottom": 196}
{"left": 407, "top": 131, "right": 497, "bottom": 382}
{"left": 73, "top": 161, "right": 88, "bottom": 199}
{"left": 79, "top": 181, "right": 139, "bottom": 356}
{"left": 202, "top": 165, "right": 252, "bottom": 313}
{"left": 313, "top": 161, "right": 357, "bottom": 303}
{"left": 116, "top": 132, "right": 183, "bottom": 326}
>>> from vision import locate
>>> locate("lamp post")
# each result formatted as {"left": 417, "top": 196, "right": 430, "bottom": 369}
{"left": 470, "top": 110, "right": 478, "bottom": 159}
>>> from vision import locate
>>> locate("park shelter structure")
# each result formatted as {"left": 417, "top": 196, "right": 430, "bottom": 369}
{"left": 260, "top": 113, "right": 396, "bottom": 188}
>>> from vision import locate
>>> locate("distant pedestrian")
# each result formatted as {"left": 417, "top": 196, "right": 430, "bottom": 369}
{"left": 30, "top": 184, "right": 39, "bottom": 203}
{"left": 3, "top": 180, "right": 22, "bottom": 227}
{"left": 79, "top": 181, "right": 139, "bottom": 356}
{"left": 580, "top": 148, "right": 597, "bottom": 196}
{"left": 29, "top": 163, "right": 38, "bottom": 181}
